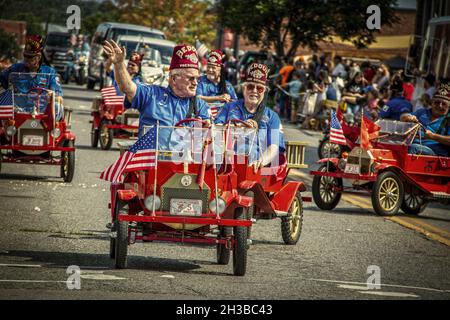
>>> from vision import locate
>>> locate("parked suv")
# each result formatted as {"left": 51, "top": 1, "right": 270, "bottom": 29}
{"left": 87, "top": 22, "right": 166, "bottom": 90}
{"left": 44, "top": 32, "right": 72, "bottom": 77}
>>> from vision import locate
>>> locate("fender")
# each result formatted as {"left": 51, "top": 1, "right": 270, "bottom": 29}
{"left": 62, "top": 131, "right": 76, "bottom": 141}
{"left": 317, "top": 158, "right": 339, "bottom": 167}
{"left": 117, "top": 189, "right": 137, "bottom": 202}
{"left": 238, "top": 180, "right": 275, "bottom": 214}
{"left": 376, "top": 165, "right": 429, "bottom": 194}
{"left": 271, "top": 181, "right": 305, "bottom": 212}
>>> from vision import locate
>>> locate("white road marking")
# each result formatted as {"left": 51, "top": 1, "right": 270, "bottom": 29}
{"left": 358, "top": 291, "right": 420, "bottom": 298}
{"left": 338, "top": 284, "right": 370, "bottom": 291}
{"left": 80, "top": 274, "right": 126, "bottom": 281}
{"left": 310, "top": 278, "right": 449, "bottom": 293}
{"left": 160, "top": 275, "right": 175, "bottom": 279}
{"left": 0, "top": 263, "right": 42, "bottom": 268}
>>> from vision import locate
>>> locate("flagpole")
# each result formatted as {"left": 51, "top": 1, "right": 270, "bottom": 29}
{"left": 210, "top": 121, "right": 220, "bottom": 219}
{"left": 152, "top": 121, "right": 160, "bottom": 217}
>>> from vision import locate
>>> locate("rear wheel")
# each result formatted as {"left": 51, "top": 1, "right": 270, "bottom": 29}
{"left": 318, "top": 137, "right": 342, "bottom": 159}
{"left": 99, "top": 120, "right": 113, "bottom": 150}
{"left": 281, "top": 194, "right": 303, "bottom": 245}
{"left": 233, "top": 208, "right": 248, "bottom": 276}
{"left": 312, "top": 164, "right": 342, "bottom": 210}
{"left": 372, "top": 171, "right": 404, "bottom": 216}
{"left": 61, "top": 140, "right": 75, "bottom": 183}
{"left": 216, "top": 227, "right": 231, "bottom": 265}
{"left": 401, "top": 188, "right": 428, "bottom": 215}
{"left": 91, "top": 123, "right": 99, "bottom": 148}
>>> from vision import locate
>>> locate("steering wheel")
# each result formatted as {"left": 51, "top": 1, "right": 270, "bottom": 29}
{"left": 175, "top": 118, "right": 208, "bottom": 127}
{"left": 229, "top": 118, "right": 254, "bottom": 128}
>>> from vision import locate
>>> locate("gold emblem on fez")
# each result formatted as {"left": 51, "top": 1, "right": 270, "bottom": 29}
{"left": 185, "top": 53, "right": 198, "bottom": 64}
{"left": 250, "top": 69, "right": 264, "bottom": 79}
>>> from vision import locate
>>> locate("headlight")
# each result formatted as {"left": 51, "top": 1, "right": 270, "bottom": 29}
{"left": 144, "top": 195, "right": 161, "bottom": 211}
{"left": 6, "top": 126, "right": 17, "bottom": 136}
{"left": 209, "top": 197, "right": 226, "bottom": 215}
{"left": 338, "top": 158, "right": 347, "bottom": 171}
{"left": 51, "top": 128, "right": 61, "bottom": 138}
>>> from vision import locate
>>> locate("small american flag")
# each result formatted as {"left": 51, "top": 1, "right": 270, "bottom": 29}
{"left": 195, "top": 39, "right": 208, "bottom": 58}
{"left": 100, "top": 126, "right": 157, "bottom": 183}
{"left": 209, "top": 103, "right": 222, "bottom": 120}
{"left": 0, "top": 90, "right": 13, "bottom": 119}
{"left": 329, "top": 111, "right": 346, "bottom": 145}
{"left": 101, "top": 86, "right": 125, "bottom": 106}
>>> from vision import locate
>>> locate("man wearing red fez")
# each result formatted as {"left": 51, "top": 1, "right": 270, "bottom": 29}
{"left": 196, "top": 49, "right": 237, "bottom": 104}
{"left": 401, "top": 80, "right": 450, "bottom": 156}
{"left": 102, "top": 40, "right": 210, "bottom": 139}
{"left": 0, "top": 35, "right": 64, "bottom": 120}
{"left": 215, "top": 62, "right": 285, "bottom": 171}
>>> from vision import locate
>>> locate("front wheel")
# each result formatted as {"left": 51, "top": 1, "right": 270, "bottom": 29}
{"left": 281, "top": 194, "right": 303, "bottom": 245}
{"left": 91, "top": 123, "right": 99, "bottom": 148}
{"left": 233, "top": 208, "right": 248, "bottom": 276}
{"left": 99, "top": 120, "right": 113, "bottom": 150}
{"left": 217, "top": 227, "right": 231, "bottom": 265}
{"left": 61, "top": 140, "right": 75, "bottom": 182}
{"left": 372, "top": 171, "right": 404, "bottom": 216}
{"left": 312, "top": 164, "right": 342, "bottom": 210}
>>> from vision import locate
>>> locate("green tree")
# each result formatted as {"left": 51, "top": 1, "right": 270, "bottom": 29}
{"left": 0, "top": 28, "right": 21, "bottom": 60}
{"left": 217, "top": 0, "right": 399, "bottom": 59}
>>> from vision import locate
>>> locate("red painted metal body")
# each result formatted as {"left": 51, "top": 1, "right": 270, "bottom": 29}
{"left": 0, "top": 91, "right": 75, "bottom": 167}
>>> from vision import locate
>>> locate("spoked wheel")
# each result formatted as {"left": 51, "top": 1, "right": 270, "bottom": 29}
{"left": 372, "top": 171, "right": 404, "bottom": 216}
{"left": 312, "top": 164, "right": 342, "bottom": 210}
{"left": 61, "top": 140, "right": 75, "bottom": 183}
{"left": 216, "top": 227, "right": 232, "bottom": 265}
{"left": 318, "top": 137, "right": 342, "bottom": 159}
{"left": 91, "top": 123, "right": 99, "bottom": 148}
{"left": 99, "top": 120, "right": 113, "bottom": 150}
{"left": 281, "top": 193, "right": 303, "bottom": 245}
{"left": 114, "top": 199, "right": 129, "bottom": 269}
{"left": 401, "top": 187, "right": 428, "bottom": 215}
{"left": 233, "top": 208, "right": 248, "bottom": 276}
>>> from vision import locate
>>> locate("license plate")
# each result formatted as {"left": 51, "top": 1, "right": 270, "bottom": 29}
{"left": 23, "top": 135, "right": 44, "bottom": 146}
{"left": 344, "top": 163, "right": 360, "bottom": 174}
{"left": 170, "top": 199, "right": 202, "bottom": 216}
{"left": 127, "top": 118, "right": 139, "bottom": 127}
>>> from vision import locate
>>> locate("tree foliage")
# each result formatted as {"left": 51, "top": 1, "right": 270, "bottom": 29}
{"left": 0, "top": 28, "right": 21, "bottom": 60}
{"left": 217, "top": 0, "right": 399, "bottom": 59}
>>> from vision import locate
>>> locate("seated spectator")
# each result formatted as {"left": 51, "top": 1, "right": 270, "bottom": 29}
{"left": 400, "top": 81, "right": 450, "bottom": 156}
{"left": 379, "top": 78, "right": 412, "bottom": 121}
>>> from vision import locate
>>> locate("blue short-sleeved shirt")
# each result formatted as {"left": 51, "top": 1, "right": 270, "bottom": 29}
{"left": 378, "top": 96, "right": 412, "bottom": 121}
{"left": 196, "top": 75, "right": 237, "bottom": 101}
{"left": 0, "top": 63, "right": 62, "bottom": 96}
{"left": 214, "top": 100, "right": 286, "bottom": 156}
{"left": 129, "top": 84, "right": 211, "bottom": 143}
{"left": 412, "top": 108, "right": 449, "bottom": 157}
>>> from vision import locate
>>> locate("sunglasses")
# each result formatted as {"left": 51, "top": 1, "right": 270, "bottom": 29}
{"left": 176, "top": 74, "right": 199, "bottom": 83}
{"left": 245, "top": 83, "right": 265, "bottom": 94}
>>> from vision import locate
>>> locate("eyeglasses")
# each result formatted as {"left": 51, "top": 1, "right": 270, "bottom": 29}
{"left": 127, "top": 62, "right": 138, "bottom": 68}
{"left": 244, "top": 83, "right": 265, "bottom": 94}
{"left": 175, "top": 74, "right": 199, "bottom": 83}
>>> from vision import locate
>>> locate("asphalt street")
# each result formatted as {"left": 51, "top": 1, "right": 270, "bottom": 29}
{"left": 0, "top": 84, "right": 449, "bottom": 300}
